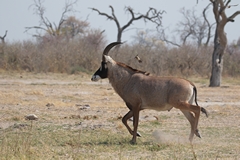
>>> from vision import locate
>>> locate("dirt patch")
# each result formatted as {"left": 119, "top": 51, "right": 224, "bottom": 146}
{"left": 0, "top": 73, "right": 240, "bottom": 159}
{"left": 1, "top": 73, "right": 240, "bottom": 130}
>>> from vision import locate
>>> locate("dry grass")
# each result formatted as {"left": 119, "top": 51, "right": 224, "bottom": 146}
{"left": 0, "top": 72, "right": 240, "bottom": 159}
{"left": 1, "top": 40, "right": 240, "bottom": 78}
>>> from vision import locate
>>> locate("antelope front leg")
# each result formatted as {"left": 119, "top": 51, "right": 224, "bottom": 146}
{"left": 122, "top": 110, "right": 141, "bottom": 137}
{"left": 131, "top": 108, "right": 140, "bottom": 144}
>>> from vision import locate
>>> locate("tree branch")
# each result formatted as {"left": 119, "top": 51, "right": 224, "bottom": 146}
{"left": 228, "top": 11, "right": 240, "bottom": 22}
{"left": 0, "top": 30, "right": 8, "bottom": 43}
{"left": 137, "top": 7, "right": 165, "bottom": 28}
{"left": 25, "top": 26, "right": 49, "bottom": 33}
{"left": 0, "top": 30, "right": 8, "bottom": 39}
{"left": 109, "top": 5, "right": 121, "bottom": 30}
{"left": 90, "top": 6, "right": 164, "bottom": 42}
{"left": 203, "top": 3, "right": 215, "bottom": 46}
{"left": 218, "top": 0, "right": 230, "bottom": 22}
{"left": 158, "top": 29, "right": 181, "bottom": 47}
{"left": 122, "top": 7, "right": 164, "bottom": 33}
{"left": 90, "top": 7, "right": 114, "bottom": 20}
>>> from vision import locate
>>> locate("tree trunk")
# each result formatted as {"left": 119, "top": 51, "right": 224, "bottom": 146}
{"left": 208, "top": 0, "right": 240, "bottom": 87}
{"left": 209, "top": 48, "right": 223, "bottom": 87}
{"left": 117, "top": 29, "right": 122, "bottom": 42}
{"left": 209, "top": 16, "right": 227, "bottom": 87}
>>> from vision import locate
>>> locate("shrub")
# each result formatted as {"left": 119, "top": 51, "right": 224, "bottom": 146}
{"left": 1, "top": 37, "right": 240, "bottom": 78}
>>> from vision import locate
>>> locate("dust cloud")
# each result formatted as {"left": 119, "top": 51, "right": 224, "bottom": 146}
{"left": 152, "top": 130, "right": 189, "bottom": 144}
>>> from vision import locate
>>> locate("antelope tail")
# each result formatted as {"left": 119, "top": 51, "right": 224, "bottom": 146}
{"left": 193, "top": 86, "right": 208, "bottom": 118}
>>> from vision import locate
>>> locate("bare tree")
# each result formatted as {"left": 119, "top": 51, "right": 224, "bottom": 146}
{"left": 158, "top": 5, "right": 214, "bottom": 48}
{"left": 209, "top": 0, "right": 240, "bottom": 87}
{"left": 0, "top": 30, "right": 7, "bottom": 44}
{"left": 25, "top": 0, "right": 78, "bottom": 39}
{"left": 176, "top": 8, "right": 196, "bottom": 45}
{"left": 176, "top": 7, "right": 214, "bottom": 47}
{"left": 90, "top": 6, "right": 164, "bottom": 42}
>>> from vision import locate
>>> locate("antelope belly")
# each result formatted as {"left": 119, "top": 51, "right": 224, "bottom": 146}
{"left": 143, "top": 104, "right": 173, "bottom": 111}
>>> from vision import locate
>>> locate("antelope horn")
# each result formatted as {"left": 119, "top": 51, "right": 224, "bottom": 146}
{"left": 102, "top": 42, "right": 122, "bottom": 62}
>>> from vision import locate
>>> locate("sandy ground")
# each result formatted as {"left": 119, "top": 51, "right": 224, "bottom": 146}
{"left": 0, "top": 72, "right": 240, "bottom": 143}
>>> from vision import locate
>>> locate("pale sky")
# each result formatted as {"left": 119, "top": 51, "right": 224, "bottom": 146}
{"left": 1, "top": 0, "right": 240, "bottom": 43}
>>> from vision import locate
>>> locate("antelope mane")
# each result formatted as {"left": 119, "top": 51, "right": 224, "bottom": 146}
{"left": 116, "top": 62, "right": 150, "bottom": 76}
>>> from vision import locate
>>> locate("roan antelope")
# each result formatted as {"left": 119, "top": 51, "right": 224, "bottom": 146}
{"left": 91, "top": 42, "right": 208, "bottom": 144}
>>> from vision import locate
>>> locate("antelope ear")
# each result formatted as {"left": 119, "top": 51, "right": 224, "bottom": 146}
{"left": 104, "top": 55, "right": 115, "bottom": 64}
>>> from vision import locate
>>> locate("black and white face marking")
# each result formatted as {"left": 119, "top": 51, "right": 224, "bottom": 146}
{"left": 91, "top": 61, "right": 108, "bottom": 81}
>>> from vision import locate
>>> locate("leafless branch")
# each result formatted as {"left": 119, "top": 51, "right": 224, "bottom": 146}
{"left": 0, "top": 30, "right": 8, "bottom": 43}
{"left": 89, "top": 7, "right": 114, "bottom": 20}
{"left": 203, "top": 3, "right": 215, "bottom": 46}
{"left": 26, "top": 0, "right": 78, "bottom": 38}
{"left": 90, "top": 6, "right": 164, "bottom": 42}
{"left": 158, "top": 29, "right": 181, "bottom": 47}
{"left": 130, "top": 7, "right": 165, "bottom": 29}
{"left": 175, "top": 6, "right": 215, "bottom": 47}
{"left": 228, "top": 11, "right": 240, "bottom": 22}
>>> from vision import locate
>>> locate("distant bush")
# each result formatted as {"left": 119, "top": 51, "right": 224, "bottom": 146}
{"left": 0, "top": 36, "right": 240, "bottom": 78}
{"left": 222, "top": 40, "right": 240, "bottom": 77}
{"left": 0, "top": 29, "right": 106, "bottom": 74}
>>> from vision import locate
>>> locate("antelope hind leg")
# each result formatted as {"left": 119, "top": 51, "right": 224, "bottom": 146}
{"left": 195, "top": 129, "right": 201, "bottom": 138}
{"left": 183, "top": 111, "right": 201, "bottom": 138}
{"left": 179, "top": 103, "right": 201, "bottom": 142}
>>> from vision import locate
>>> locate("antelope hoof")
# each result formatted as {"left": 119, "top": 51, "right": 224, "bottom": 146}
{"left": 137, "top": 132, "right": 141, "bottom": 137}
{"left": 195, "top": 129, "right": 201, "bottom": 138}
{"left": 130, "top": 139, "right": 137, "bottom": 145}
{"left": 131, "top": 131, "right": 141, "bottom": 137}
